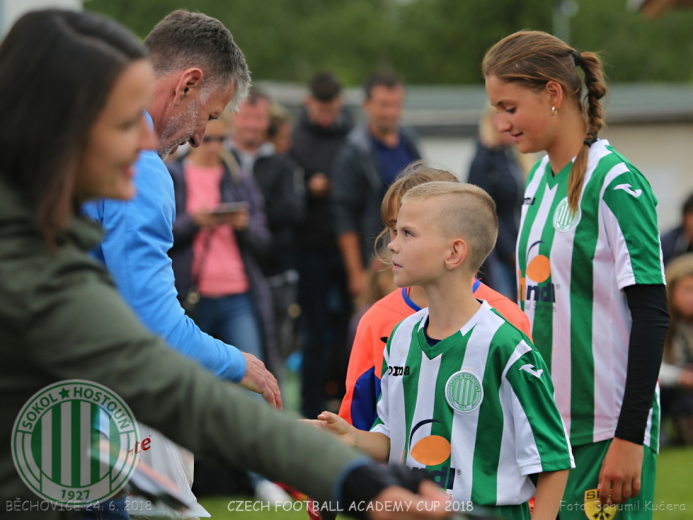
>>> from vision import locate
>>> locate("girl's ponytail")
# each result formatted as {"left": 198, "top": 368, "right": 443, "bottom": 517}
{"left": 568, "top": 51, "right": 607, "bottom": 213}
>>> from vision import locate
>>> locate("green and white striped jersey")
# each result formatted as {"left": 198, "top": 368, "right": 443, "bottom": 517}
{"left": 516, "top": 139, "right": 664, "bottom": 451}
{"left": 371, "top": 301, "right": 573, "bottom": 508}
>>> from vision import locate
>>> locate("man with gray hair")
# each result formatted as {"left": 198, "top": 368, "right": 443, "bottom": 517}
{"left": 143, "top": 10, "right": 250, "bottom": 158}
{"left": 84, "top": 10, "right": 275, "bottom": 399}
{"left": 82, "top": 10, "right": 278, "bottom": 518}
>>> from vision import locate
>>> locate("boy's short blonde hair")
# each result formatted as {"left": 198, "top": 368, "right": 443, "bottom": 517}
{"left": 401, "top": 181, "right": 498, "bottom": 273}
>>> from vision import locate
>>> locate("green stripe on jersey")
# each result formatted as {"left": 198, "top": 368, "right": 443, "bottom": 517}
{"left": 470, "top": 323, "right": 511, "bottom": 505}
{"left": 602, "top": 146, "right": 664, "bottom": 286}
{"left": 428, "top": 330, "right": 470, "bottom": 474}
{"left": 568, "top": 153, "right": 608, "bottom": 442}
{"left": 402, "top": 321, "right": 424, "bottom": 459}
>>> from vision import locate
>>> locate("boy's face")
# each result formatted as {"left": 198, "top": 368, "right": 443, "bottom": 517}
{"left": 388, "top": 199, "right": 450, "bottom": 288}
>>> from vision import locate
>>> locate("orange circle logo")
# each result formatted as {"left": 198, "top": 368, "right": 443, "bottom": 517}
{"left": 525, "top": 240, "right": 551, "bottom": 283}
{"left": 526, "top": 254, "right": 551, "bottom": 283}
{"left": 410, "top": 435, "right": 452, "bottom": 466}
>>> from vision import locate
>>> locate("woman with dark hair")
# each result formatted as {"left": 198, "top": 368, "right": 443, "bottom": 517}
{"left": 484, "top": 31, "right": 669, "bottom": 518}
{"left": 0, "top": 9, "right": 449, "bottom": 520}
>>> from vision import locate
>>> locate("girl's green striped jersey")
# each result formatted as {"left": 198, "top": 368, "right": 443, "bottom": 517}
{"left": 516, "top": 139, "right": 665, "bottom": 450}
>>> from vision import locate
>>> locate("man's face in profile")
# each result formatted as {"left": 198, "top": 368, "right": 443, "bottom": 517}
{"left": 158, "top": 80, "right": 235, "bottom": 159}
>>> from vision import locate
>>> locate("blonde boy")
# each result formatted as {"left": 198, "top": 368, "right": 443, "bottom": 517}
{"left": 314, "top": 182, "right": 574, "bottom": 520}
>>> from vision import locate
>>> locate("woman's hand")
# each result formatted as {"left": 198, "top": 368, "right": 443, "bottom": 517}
{"left": 227, "top": 208, "right": 249, "bottom": 231}
{"left": 193, "top": 208, "right": 219, "bottom": 228}
{"left": 598, "top": 438, "right": 643, "bottom": 506}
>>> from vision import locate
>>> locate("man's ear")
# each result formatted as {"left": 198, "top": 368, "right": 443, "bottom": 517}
{"left": 173, "top": 68, "right": 204, "bottom": 106}
{"left": 445, "top": 238, "right": 468, "bottom": 271}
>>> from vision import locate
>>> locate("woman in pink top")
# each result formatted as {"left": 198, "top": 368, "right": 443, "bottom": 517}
{"left": 169, "top": 117, "right": 277, "bottom": 371}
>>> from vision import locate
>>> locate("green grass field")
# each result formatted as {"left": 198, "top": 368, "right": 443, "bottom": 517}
{"left": 198, "top": 446, "right": 693, "bottom": 519}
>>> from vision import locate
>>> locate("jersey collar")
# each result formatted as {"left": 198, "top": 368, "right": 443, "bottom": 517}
{"left": 403, "top": 278, "right": 481, "bottom": 312}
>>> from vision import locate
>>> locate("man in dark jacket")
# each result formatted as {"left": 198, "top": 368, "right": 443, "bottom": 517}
{"left": 661, "top": 193, "right": 693, "bottom": 266}
{"left": 290, "top": 72, "right": 353, "bottom": 419}
{"left": 230, "top": 89, "right": 304, "bottom": 370}
{"left": 332, "top": 72, "right": 421, "bottom": 299}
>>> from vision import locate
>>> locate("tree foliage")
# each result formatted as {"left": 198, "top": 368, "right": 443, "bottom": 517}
{"left": 85, "top": 0, "right": 693, "bottom": 85}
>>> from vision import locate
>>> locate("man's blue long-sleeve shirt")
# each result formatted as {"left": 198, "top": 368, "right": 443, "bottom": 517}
{"left": 82, "top": 118, "right": 246, "bottom": 383}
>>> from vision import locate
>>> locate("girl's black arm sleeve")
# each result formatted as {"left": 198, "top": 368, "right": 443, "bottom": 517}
{"left": 615, "top": 284, "right": 669, "bottom": 444}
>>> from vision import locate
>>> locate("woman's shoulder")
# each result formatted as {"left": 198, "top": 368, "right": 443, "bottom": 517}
{"left": 588, "top": 140, "right": 643, "bottom": 180}
{"left": 586, "top": 140, "right": 656, "bottom": 203}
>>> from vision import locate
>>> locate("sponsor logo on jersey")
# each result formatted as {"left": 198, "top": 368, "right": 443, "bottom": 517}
{"left": 553, "top": 197, "right": 581, "bottom": 232}
{"left": 386, "top": 366, "right": 410, "bottom": 376}
{"left": 584, "top": 489, "right": 618, "bottom": 520}
{"left": 407, "top": 419, "right": 457, "bottom": 490}
{"left": 523, "top": 196, "right": 536, "bottom": 206}
{"left": 613, "top": 183, "right": 642, "bottom": 198}
{"left": 518, "top": 240, "right": 556, "bottom": 306}
{"left": 519, "top": 364, "right": 543, "bottom": 378}
{"left": 445, "top": 371, "right": 483, "bottom": 413}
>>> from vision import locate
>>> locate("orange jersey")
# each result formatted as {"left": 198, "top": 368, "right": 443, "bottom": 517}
{"left": 338, "top": 280, "right": 532, "bottom": 429}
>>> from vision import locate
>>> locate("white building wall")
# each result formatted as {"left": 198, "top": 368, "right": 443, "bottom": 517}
{"left": 420, "top": 124, "right": 693, "bottom": 232}
{"left": 601, "top": 123, "right": 693, "bottom": 232}
{"left": 419, "top": 136, "right": 476, "bottom": 181}
{"left": 1, "top": 0, "right": 82, "bottom": 38}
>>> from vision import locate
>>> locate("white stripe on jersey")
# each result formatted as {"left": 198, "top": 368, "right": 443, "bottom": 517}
{"left": 591, "top": 164, "right": 633, "bottom": 441}
{"left": 510, "top": 389, "right": 543, "bottom": 476}
{"left": 449, "top": 308, "right": 504, "bottom": 502}
{"left": 549, "top": 210, "right": 575, "bottom": 435}
{"left": 522, "top": 182, "right": 558, "bottom": 327}
{"left": 643, "top": 384, "right": 660, "bottom": 449}
{"left": 406, "top": 352, "right": 442, "bottom": 469}
{"left": 600, "top": 163, "right": 636, "bottom": 289}
{"left": 497, "top": 342, "right": 537, "bottom": 505}
{"left": 374, "top": 311, "right": 424, "bottom": 445}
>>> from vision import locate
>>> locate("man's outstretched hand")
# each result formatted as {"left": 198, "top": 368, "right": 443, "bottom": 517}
{"left": 369, "top": 481, "right": 450, "bottom": 520}
{"left": 342, "top": 463, "right": 450, "bottom": 520}
{"left": 238, "top": 353, "right": 282, "bottom": 409}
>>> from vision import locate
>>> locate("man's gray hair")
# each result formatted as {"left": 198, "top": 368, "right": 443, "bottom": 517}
{"left": 144, "top": 10, "right": 251, "bottom": 109}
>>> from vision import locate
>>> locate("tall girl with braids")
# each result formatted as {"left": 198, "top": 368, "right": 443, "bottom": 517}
{"left": 483, "top": 31, "right": 669, "bottom": 519}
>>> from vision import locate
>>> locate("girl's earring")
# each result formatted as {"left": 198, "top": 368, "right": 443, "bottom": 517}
{"left": 552, "top": 106, "right": 557, "bottom": 116}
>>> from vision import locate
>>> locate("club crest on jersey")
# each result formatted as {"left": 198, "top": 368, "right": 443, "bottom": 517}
{"left": 445, "top": 370, "right": 483, "bottom": 412}
{"left": 553, "top": 197, "right": 581, "bottom": 232}
{"left": 583, "top": 489, "right": 618, "bottom": 520}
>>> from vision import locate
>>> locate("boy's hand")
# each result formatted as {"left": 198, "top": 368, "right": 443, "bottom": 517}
{"left": 598, "top": 438, "right": 643, "bottom": 505}
{"left": 316, "top": 411, "right": 357, "bottom": 447}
